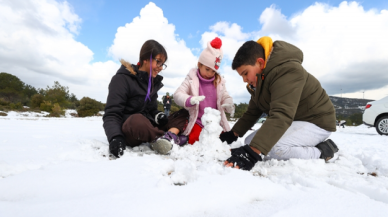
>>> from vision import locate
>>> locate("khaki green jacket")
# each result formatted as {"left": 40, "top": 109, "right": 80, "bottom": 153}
{"left": 232, "top": 41, "right": 336, "bottom": 155}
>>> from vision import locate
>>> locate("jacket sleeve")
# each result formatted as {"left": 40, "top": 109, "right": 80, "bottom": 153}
{"left": 103, "top": 74, "right": 128, "bottom": 142}
{"left": 173, "top": 76, "right": 192, "bottom": 109}
{"left": 250, "top": 64, "right": 306, "bottom": 155}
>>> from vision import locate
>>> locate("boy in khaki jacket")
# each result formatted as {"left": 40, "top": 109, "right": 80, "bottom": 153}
{"left": 220, "top": 37, "right": 339, "bottom": 170}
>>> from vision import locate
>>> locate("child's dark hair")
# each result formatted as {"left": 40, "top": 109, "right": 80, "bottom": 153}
{"left": 139, "top": 40, "right": 168, "bottom": 67}
{"left": 231, "top": 41, "right": 265, "bottom": 70}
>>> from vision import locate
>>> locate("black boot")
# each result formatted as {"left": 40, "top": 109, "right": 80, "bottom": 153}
{"left": 315, "top": 139, "right": 339, "bottom": 163}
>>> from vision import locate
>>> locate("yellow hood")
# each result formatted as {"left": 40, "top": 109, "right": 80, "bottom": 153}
{"left": 256, "top": 36, "right": 273, "bottom": 68}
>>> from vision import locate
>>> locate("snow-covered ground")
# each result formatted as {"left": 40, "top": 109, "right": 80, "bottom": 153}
{"left": 1, "top": 110, "right": 388, "bottom": 217}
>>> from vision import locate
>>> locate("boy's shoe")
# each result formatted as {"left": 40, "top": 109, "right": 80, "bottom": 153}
{"left": 315, "top": 139, "right": 339, "bottom": 163}
{"left": 150, "top": 132, "right": 188, "bottom": 155}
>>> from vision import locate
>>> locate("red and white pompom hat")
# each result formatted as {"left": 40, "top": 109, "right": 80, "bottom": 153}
{"left": 198, "top": 37, "right": 223, "bottom": 72}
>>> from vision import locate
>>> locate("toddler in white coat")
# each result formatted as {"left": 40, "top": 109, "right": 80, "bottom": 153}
{"left": 174, "top": 37, "right": 234, "bottom": 145}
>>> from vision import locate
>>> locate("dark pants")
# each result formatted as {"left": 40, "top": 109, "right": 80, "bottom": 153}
{"left": 122, "top": 109, "right": 189, "bottom": 147}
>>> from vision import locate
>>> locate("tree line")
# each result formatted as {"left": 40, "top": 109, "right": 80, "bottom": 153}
{"left": 1, "top": 72, "right": 361, "bottom": 124}
{"left": 1, "top": 72, "right": 251, "bottom": 119}
{"left": 0, "top": 72, "right": 104, "bottom": 117}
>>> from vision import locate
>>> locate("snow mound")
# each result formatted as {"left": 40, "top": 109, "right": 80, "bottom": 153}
{"left": 2, "top": 110, "right": 388, "bottom": 216}
{"left": 161, "top": 108, "right": 237, "bottom": 185}
{"left": 64, "top": 109, "right": 78, "bottom": 118}
{"left": 3, "top": 111, "right": 49, "bottom": 118}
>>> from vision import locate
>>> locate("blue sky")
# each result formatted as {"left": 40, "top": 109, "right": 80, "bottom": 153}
{"left": 68, "top": 0, "right": 388, "bottom": 62}
{"left": 1, "top": 0, "right": 388, "bottom": 103}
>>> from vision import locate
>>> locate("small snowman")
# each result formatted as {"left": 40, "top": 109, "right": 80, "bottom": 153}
{"left": 198, "top": 108, "right": 223, "bottom": 144}
{"left": 196, "top": 107, "right": 234, "bottom": 161}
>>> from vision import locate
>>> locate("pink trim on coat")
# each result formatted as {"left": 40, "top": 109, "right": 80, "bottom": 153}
{"left": 173, "top": 68, "right": 234, "bottom": 136}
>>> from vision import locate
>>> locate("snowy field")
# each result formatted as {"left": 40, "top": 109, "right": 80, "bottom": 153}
{"left": 1, "top": 110, "right": 388, "bottom": 217}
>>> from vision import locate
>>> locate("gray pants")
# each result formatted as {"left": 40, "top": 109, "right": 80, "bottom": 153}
{"left": 245, "top": 121, "right": 331, "bottom": 160}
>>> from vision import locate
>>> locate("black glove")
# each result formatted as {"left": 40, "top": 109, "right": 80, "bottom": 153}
{"left": 225, "top": 145, "right": 262, "bottom": 170}
{"left": 155, "top": 112, "right": 168, "bottom": 126}
{"left": 220, "top": 130, "right": 238, "bottom": 144}
{"left": 109, "top": 136, "right": 126, "bottom": 158}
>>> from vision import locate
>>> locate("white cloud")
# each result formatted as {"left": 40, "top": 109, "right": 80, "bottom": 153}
{"left": 108, "top": 2, "right": 198, "bottom": 97}
{"left": 3, "top": 0, "right": 387, "bottom": 105}
{"left": 202, "top": 1, "right": 388, "bottom": 102}
{"left": 259, "top": 5, "right": 295, "bottom": 39}
{"left": 0, "top": 0, "right": 119, "bottom": 102}
{"left": 255, "top": 1, "right": 388, "bottom": 100}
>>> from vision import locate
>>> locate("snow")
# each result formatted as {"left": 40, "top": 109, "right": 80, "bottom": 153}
{"left": 5, "top": 110, "right": 50, "bottom": 118}
{"left": 1, "top": 109, "right": 388, "bottom": 217}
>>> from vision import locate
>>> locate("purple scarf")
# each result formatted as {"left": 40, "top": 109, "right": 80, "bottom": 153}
{"left": 145, "top": 54, "right": 152, "bottom": 102}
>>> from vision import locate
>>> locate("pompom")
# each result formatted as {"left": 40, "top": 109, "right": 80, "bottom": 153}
{"left": 137, "top": 62, "right": 141, "bottom": 66}
{"left": 210, "top": 37, "right": 222, "bottom": 49}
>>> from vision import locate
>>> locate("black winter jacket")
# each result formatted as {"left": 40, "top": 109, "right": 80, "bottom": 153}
{"left": 103, "top": 61, "right": 164, "bottom": 142}
{"left": 163, "top": 96, "right": 172, "bottom": 110}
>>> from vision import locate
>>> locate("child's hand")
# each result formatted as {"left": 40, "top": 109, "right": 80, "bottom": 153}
{"left": 221, "top": 103, "right": 235, "bottom": 117}
{"left": 155, "top": 112, "right": 169, "bottom": 126}
{"left": 223, "top": 160, "right": 239, "bottom": 169}
{"left": 109, "top": 136, "right": 126, "bottom": 158}
{"left": 190, "top": 96, "right": 206, "bottom": 105}
{"left": 220, "top": 130, "right": 238, "bottom": 144}
{"left": 224, "top": 145, "right": 262, "bottom": 171}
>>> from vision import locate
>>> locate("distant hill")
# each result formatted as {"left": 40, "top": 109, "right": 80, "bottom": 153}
{"left": 329, "top": 96, "right": 373, "bottom": 118}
